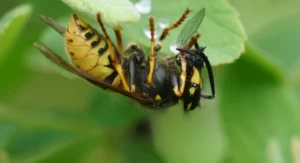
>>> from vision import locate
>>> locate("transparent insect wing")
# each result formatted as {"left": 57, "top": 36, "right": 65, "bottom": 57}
{"left": 176, "top": 8, "right": 205, "bottom": 47}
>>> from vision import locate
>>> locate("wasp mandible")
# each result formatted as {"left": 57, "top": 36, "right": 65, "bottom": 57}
{"left": 35, "top": 8, "right": 215, "bottom": 112}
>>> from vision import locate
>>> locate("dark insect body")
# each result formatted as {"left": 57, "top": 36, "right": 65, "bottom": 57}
{"left": 35, "top": 8, "right": 215, "bottom": 112}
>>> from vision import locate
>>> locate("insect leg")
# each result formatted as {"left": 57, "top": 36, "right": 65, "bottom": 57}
{"left": 168, "top": 56, "right": 186, "bottom": 97}
{"left": 128, "top": 45, "right": 145, "bottom": 92}
{"left": 96, "top": 13, "right": 130, "bottom": 92}
{"left": 114, "top": 29, "right": 123, "bottom": 52}
{"left": 147, "top": 17, "right": 156, "bottom": 86}
{"left": 184, "top": 42, "right": 215, "bottom": 99}
{"left": 159, "top": 8, "right": 191, "bottom": 41}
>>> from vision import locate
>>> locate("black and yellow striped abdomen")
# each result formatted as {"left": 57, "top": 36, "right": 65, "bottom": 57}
{"left": 65, "top": 14, "right": 121, "bottom": 87}
{"left": 183, "top": 67, "right": 202, "bottom": 111}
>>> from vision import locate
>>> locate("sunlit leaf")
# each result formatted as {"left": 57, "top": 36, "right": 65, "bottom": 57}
{"left": 230, "top": 0, "right": 300, "bottom": 35}
{"left": 250, "top": 18, "right": 300, "bottom": 84}
{"left": 61, "top": 0, "right": 140, "bottom": 29}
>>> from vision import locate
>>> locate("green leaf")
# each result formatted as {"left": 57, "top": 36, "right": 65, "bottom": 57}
{"left": 250, "top": 17, "right": 300, "bottom": 84}
{"left": 0, "top": 106, "right": 98, "bottom": 133}
{"left": 151, "top": 100, "right": 225, "bottom": 163}
{"left": 219, "top": 45, "right": 298, "bottom": 163}
{"left": 88, "top": 90, "right": 145, "bottom": 128}
{"left": 0, "top": 4, "right": 32, "bottom": 61}
{"left": 5, "top": 129, "right": 99, "bottom": 163}
{"left": 61, "top": 0, "right": 140, "bottom": 29}
{"left": 231, "top": 0, "right": 300, "bottom": 85}
{"left": 31, "top": 134, "right": 99, "bottom": 163}
{"left": 230, "top": 0, "right": 300, "bottom": 35}
{"left": 0, "top": 124, "right": 18, "bottom": 148}
{"left": 123, "top": 0, "right": 247, "bottom": 65}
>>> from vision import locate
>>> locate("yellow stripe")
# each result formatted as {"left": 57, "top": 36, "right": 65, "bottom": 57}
{"left": 155, "top": 95, "right": 161, "bottom": 101}
{"left": 189, "top": 87, "right": 196, "bottom": 96}
{"left": 186, "top": 103, "right": 192, "bottom": 111}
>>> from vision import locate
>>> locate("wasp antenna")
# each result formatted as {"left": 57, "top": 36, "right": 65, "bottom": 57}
{"left": 159, "top": 8, "right": 191, "bottom": 41}
{"left": 147, "top": 17, "right": 156, "bottom": 86}
{"left": 185, "top": 33, "right": 200, "bottom": 50}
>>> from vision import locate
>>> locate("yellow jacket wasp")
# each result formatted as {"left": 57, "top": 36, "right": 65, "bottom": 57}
{"left": 35, "top": 8, "right": 215, "bottom": 112}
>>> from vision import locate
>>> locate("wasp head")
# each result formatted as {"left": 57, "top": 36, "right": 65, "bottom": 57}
{"left": 175, "top": 47, "right": 206, "bottom": 69}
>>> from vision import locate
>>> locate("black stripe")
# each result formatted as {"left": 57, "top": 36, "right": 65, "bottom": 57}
{"left": 73, "top": 15, "right": 86, "bottom": 31}
{"left": 91, "top": 39, "right": 100, "bottom": 47}
{"left": 78, "top": 23, "right": 86, "bottom": 30}
{"left": 98, "top": 39, "right": 108, "bottom": 56}
{"left": 104, "top": 56, "right": 114, "bottom": 69}
{"left": 85, "top": 30, "right": 95, "bottom": 39}
{"left": 104, "top": 70, "right": 118, "bottom": 84}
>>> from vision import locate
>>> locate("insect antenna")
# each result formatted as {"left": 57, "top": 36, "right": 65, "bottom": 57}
{"left": 159, "top": 8, "right": 191, "bottom": 41}
{"left": 147, "top": 17, "right": 156, "bottom": 86}
{"left": 185, "top": 33, "right": 200, "bottom": 50}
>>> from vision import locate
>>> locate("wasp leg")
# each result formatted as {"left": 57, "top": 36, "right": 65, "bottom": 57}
{"left": 96, "top": 13, "right": 130, "bottom": 92}
{"left": 159, "top": 8, "right": 191, "bottom": 41}
{"left": 128, "top": 45, "right": 145, "bottom": 92}
{"left": 147, "top": 17, "right": 156, "bottom": 86}
{"left": 114, "top": 29, "right": 123, "bottom": 52}
{"left": 168, "top": 57, "right": 186, "bottom": 97}
{"left": 179, "top": 42, "right": 215, "bottom": 99}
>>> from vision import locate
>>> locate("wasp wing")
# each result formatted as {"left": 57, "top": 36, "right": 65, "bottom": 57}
{"left": 39, "top": 15, "right": 66, "bottom": 36}
{"left": 176, "top": 8, "right": 205, "bottom": 47}
{"left": 34, "top": 42, "right": 151, "bottom": 104}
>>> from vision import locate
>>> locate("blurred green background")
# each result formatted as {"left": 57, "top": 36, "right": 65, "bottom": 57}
{"left": 0, "top": 0, "right": 300, "bottom": 163}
